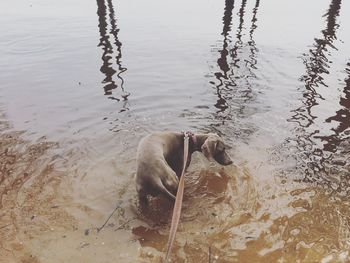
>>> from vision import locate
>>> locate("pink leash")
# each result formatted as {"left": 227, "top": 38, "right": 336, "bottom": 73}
{"left": 164, "top": 133, "right": 190, "bottom": 262}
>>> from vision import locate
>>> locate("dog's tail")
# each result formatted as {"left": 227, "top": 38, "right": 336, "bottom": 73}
{"left": 155, "top": 178, "right": 176, "bottom": 200}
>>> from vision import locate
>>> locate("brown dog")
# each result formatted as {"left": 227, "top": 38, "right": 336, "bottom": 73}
{"left": 135, "top": 132, "right": 232, "bottom": 205}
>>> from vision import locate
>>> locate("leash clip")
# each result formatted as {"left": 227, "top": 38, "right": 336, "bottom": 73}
{"left": 182, "top": 131, "right": 197, "bottom": 150}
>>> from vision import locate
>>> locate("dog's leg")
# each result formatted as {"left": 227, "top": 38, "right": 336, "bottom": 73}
{"left": 155, "top": 178, "right": 176, "bottom": 200}
{"left": 157, "top": 164, "right": 179, "bottom": 201}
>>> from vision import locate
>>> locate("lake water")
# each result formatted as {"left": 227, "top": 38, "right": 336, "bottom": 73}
{"left": 1, "top": 0, "right": 350, "bottom": 262}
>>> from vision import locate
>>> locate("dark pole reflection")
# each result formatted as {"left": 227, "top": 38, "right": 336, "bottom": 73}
{"left": 96, "top": 0, "right": 128, "bottom": 101}
{"left": 288, "top": 0, "right": 342, "bottom": 183}
{"left": 291, "top": 0, "right": 342, "bottom": 129}
{"left": 216, "top": 0, "right": 234, "bottom": 80}
{"left": 246, "top": 0, "right": 260, "bottom": 72}
{"left": 213, "top": 0, "right": 235, "bottom": 113}
{"left": 318, "top": 63, "right": 350, "bottom": 152}
{"left": 210, "top": 0, "right": 260, "bottom": 127}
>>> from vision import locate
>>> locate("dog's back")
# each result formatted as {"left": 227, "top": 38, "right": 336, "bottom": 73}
{"left": 135, "top": 133, "right": 179, "bottom": 204}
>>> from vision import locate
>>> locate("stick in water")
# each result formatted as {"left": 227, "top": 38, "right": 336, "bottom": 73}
{"left": 97, "top": 203, "right": 121, "bottom": 233}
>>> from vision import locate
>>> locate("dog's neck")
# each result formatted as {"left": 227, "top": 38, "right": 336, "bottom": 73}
{"left": 180, "top": 132, "right": 209, "bottom": 153}
{"left": 190, "top": 134, "right": 208, "bottom": 153}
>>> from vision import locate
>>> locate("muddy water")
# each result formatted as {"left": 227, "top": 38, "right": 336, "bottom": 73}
{"left": 1, "top": 0, "right": 350, "bottom": 262}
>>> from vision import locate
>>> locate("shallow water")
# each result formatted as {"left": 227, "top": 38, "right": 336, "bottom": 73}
{"left": 0, "top": 0, "right": 350, "bottom": 262}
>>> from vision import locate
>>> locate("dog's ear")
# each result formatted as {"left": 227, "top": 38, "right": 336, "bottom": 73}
{"left": 216, "top": 141, "right": 225, "bottom": 152}
{"left": 201, "top": 138, "right": 217, "bottom": 161}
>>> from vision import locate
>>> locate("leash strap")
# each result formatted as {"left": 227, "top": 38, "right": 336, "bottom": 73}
{"left": 165, "top": 134, "right": 190, "bottom": 262}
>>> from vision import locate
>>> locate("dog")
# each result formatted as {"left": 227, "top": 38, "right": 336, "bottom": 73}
{"left": 135, "top": 131, "right": 232, "bottom": 206}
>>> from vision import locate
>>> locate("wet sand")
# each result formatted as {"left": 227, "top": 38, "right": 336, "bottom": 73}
{"left": 0, "top": 115, "right": 73, "bottom": 262}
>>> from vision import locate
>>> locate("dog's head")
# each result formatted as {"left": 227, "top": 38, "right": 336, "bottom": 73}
{"left": 201, "top": 133, "right": 233, "bottom": 165}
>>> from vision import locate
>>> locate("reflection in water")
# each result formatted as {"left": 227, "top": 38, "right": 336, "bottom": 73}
{"left": 319, "top": 63, "right": 350, "bottom": 152}
{"left": 210, "top": 0, "right": 260, "bottom": 125}
{"left": 213, "top": 0, "right": 235, "bottom": 113}
{"left": 288, "top": 0, "right": 343, "bottom": 184}
{"left": 96, "top": 0, "right": 128, "bottom": 102}
{"left": 291, "top": 0, "right": 342, "bottom": 127}
{"left": 246, "top": 0, "right": 260, "bottom": 72}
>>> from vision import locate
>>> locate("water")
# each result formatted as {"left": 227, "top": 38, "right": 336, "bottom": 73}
{"left": 0, "top": 0, "right": 350, "bottom": 262}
